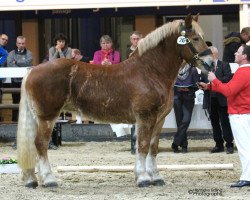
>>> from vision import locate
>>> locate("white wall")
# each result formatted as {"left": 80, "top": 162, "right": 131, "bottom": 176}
{"left": 199, "top": 15, "right": 224, "bottom": 60}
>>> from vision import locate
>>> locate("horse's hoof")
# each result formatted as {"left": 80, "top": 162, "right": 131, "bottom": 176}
{"left": 42, "top": 182, "right": 58, "bottom": 188}
{"left": 25, "top": 181, "right": 38, "bottom": 189}
{"left": 138, "top": 180, "right": 151, "bottom": 187}
{"left": 152, "top": 179, "right": 165, "bottom": 186}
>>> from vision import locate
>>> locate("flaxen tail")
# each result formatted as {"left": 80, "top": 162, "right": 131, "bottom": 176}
{"left": 17, "top": 70, "right": 38, "bottom": 170}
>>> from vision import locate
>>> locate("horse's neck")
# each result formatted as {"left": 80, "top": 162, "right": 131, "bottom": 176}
{"left": 139, "top": 45, "right": 181, "bottom": 84}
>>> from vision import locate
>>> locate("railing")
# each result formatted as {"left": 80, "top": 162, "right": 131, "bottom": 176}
{"left": 0, "top": 67, "right": 30, "bottom": 118}
{"left": 0, "top": 88, "right": 21, "bottom": 110}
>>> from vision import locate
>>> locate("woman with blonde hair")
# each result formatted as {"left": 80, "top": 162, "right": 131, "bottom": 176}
{"left": 93, "top": 35, "right": 120, "bottom": 65}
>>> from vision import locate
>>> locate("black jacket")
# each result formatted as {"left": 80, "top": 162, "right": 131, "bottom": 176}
{"left": 202, "top": 60, "right": 233, "bottom": 109}
{"left": 222, "top": 32, "right": 244, "bottom": 63}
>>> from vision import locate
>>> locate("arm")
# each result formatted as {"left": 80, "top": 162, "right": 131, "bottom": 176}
{"left": 0, "top": 47, "right": 8, "bottom": 66}
{"left": 211, "top": 69, "right": 247, "bottom": 97}
{"left": 93, "top": 51, "right": 102, "bottom": 65}
{"left": 112, "top": 51, "right": 120, "bottom": 64}
{"left": 64, "top": 48, "right": 72, "bottom": 59}
{"left": 7, "top": 51, "right": 18, "bottom": 67}
{"left": 219, "top": 61, "right": 233, "bottom": 83}
{"left": 192, "top": 67, "right": 199, "bottom": 83}
{"left": 49, "top": 47, "right": 59, "bottom": 61}
{"left": 190, "top": 67, "right": 199, "bottom": 92}
{"left": 16, "top": 50, "right": 32, "bottom": 67}
{"left": 58, "top": 47, "right": 72, "bottom": 59}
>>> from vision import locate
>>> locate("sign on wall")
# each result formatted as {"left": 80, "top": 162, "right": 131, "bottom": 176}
{"left": 0, "top": 0, "right": 249, "bottom": 11}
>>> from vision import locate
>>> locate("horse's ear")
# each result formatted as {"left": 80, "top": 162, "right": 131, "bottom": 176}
{"left": 185, "top": 13, "right": 192, "bottom": 29}
{"left": 193, "top": 13, "right": 200, "bottom": 22}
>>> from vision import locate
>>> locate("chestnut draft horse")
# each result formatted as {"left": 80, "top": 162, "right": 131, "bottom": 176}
{"left": 17, "top": 14, "right": 212, "bottom": 188}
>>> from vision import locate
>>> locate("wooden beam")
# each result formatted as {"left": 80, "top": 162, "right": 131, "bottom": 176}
{"left": 0, "top": 104, "right": 19, "bottom": 109}
{"left": 57, "top": 164, "right": 234, "bottom": 173}
{"left": 0, "top": 88, "right": 21, "bottom": 93}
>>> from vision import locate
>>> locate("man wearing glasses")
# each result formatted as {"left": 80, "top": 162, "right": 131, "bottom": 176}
{"left": 126, "top": 31, "right": 143, "bottom": 59}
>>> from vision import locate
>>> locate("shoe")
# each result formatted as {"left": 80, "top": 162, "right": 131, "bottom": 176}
{"left": 230, "top": 180, "right": 250, "bottom": 188}
{"left": 182, "top": 147, "right": 188, "bottom": 153}
{"left": 210, "top": 146, "right": 224, "bottom": 153}
{"left": 226, "top": 146, "right": 234, "bottom": 154}
{"left": 171, "top": 143, "right": 180, "bottom": 153}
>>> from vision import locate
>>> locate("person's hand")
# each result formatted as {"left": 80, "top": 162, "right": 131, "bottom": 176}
{"left": 197, "top": 82, "right": 208, "bottom": 90}
{"left": 55, "top": 44, "right": 62, "bottom": 52}
{"left": 101, "top": 58, "right": 111, "bottom": 65}
{"left": 208, "top": 71, "right": 216, "bottom": 82}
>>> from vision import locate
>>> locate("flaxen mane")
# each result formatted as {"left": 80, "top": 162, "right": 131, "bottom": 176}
{"left": 138, "top": 19, "right": 204, "bottom": 56}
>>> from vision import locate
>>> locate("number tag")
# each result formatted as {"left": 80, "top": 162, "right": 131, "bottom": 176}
{"left": 177, "top": 36, "right": 186, "bottom": 45}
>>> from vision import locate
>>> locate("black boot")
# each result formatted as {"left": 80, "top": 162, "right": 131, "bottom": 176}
{"left": 181, "top": 146, "right": 188, "bottom": 153}
{"left": 171, "top": 143, "right": 180, "bottom": 153}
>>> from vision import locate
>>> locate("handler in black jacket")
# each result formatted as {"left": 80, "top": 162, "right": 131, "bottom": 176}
{"left": 201, "top": 46, "right": 234, "bottom": 154}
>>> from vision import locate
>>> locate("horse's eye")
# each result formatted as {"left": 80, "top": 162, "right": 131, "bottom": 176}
{"left": 193, "top": 37, "right": 199, "bottom": 41}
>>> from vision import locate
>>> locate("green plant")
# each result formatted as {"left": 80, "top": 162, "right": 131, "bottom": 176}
{"left": 0, "top": 157, "right": 18, "bottom": 165}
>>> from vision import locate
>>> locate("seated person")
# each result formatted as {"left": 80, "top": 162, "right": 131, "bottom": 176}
{"left": 49, "top": 33, "right": 72, "bottom": 60}
{"left": 93, "top": 35, "right": 120, "bottom": 65}
{"left": 71, "top": 48, "right": 91, "bottom": 63}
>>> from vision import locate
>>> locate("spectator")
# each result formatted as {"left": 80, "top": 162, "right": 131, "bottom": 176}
{"left": 0, "top": 34, "right": 8, "bottom": 49}
{"left": 71, "top": 48, "right": 90, "bottom": 63}
{"left": 0, "top": 34, "right": 8, "bottom": 121}
{"left": 223, "top": 27, "right": 250, "bottom": 63}
{"left": 0, "top": 34, "right": 9, "bottom": 67}
{"left": 171, "top": 62, "right": 199, "bottom": 153}
{"left": 125, "top": 31, "right": 142, "bottom": 154}
{"left": 49, "top": 33, "right": 72, "bottom": 61}
{"left": 198, "top": 44, "right": 250, "bottom": 187}
{"left": 201, "top": 46, "right": 234, "bottom": 154}
{"left": 126, "top": 31, "right": 143, "bottom": 59}
{"left": 0, "top": 46, "right": 8, "bottom": 67}
{"left": 93, "top": 35, "right": 120, "bottom": 65}
{"left": 7, "top": 36, "right": 32, "bottom": 122}
{"left": 7, "top": 36, "right": 32, "bottom": 149}
{"left": 0, "top": 45, "right": 8, "bottom": 110}
{"left": 49, "top": 33, "right": 72, "bottom": 149}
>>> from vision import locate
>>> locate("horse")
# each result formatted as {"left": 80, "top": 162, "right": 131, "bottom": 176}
{"left": 17, "top": 14, "right": 213, "bottom": 188}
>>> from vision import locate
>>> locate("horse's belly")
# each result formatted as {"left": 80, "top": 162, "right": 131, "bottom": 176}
{"left": 77, "top": 103, "right": 135, "bottom": 124}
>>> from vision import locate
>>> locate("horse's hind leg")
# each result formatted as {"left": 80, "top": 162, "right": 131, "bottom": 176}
{"left": 146, "top": 119, "right": 165, "bottom": 186}
{"left": 21, "top": 169, "right": 38, "bottom": 188}
{"left": 35, "top": 119, "right": 58, "bottom": 187}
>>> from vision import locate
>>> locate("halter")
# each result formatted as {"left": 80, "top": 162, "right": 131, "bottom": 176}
{"left": 177, "top": 22, "right": 212, "bottom": 70}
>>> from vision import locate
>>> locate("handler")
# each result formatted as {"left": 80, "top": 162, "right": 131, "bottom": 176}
{"left": 199, "top": 44, "right": 250, "bottom": 188}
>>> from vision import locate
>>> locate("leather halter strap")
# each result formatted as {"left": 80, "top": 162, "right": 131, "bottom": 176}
{"left": 178, "top": 22, "right": 212, "bottom": 68}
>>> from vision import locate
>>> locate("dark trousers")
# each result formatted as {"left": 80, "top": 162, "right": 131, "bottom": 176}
{"left": 173, "top": 94, "right": 194, "bottom": 148}
{"left": 209, "top": 97, "right": 233, "bottom": 148}
{"left": 11, "top": 82, "right": 22, "bottom": 122}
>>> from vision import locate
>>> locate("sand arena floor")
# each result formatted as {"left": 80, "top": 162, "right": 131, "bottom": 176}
{"left": 0, "top": 138, "right": 250, "bottom": 200}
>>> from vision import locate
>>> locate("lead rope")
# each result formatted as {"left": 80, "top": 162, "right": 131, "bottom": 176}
{"left": 205, "top": 63, "right": 215, "bottom": 121}
{"left": 204, "top": 83, "right": 211, "bottom": 121}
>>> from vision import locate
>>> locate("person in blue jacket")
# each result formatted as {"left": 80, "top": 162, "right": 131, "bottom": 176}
{"left": 0, "top": 46, "right": 8, "bottom": 66}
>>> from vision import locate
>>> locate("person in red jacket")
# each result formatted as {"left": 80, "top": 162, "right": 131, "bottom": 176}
{"left": 199, "top": 44, "right": 250, "bottom": 188}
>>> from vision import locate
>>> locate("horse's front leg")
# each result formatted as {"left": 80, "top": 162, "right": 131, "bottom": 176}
{"left": 146, "top": 119, "right": 165, "bottom": 186}
{"left": 135, "top": 122, "right": 155, "bottom": 187}
{"left": 35, "top": 120, "right": 58, "bottom": 187}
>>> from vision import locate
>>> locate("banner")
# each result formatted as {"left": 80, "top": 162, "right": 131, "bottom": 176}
{"left": 0, "top": 0, "right": 249, "bottom": 11}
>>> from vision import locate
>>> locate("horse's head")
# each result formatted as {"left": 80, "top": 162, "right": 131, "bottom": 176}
{"left": 177, "top": 13, "right": 213, "bottom": 74}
